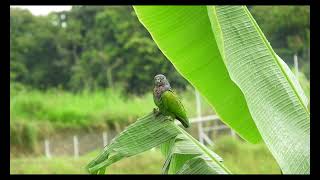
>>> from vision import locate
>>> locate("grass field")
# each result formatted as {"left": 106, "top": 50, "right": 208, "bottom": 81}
{"left": 10, "top": 86, "right": 215, "bottom": 129}
{"left": 213, "top": 136, "right": 280, "bottom": 174}
{"left": 10, "top": 87, "right": 154, "bottom": 129}
{"left": 10, "top": 136, "right": 281, "bottom": 174}
{"left": 10, "top": 150, "right": 164, "bottom": 174}
{"left": 10, "top": 85, "right": 215, "bottom": 153}
{"left": 10, "top": 85, "right": 286, "bottom": 174}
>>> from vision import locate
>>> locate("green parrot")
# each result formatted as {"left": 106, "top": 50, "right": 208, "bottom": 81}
{"left": 153, "top": 74, "right": 190, "bottom": 128}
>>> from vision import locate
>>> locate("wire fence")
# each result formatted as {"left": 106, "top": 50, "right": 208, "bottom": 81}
{"left": 42, "top": 118, "right": 237, "bottom": 159}
{"left": 41, "top": 88, "right": 238, "bottom": 159}
{"left": 15, "top": 54, "right": 303, "bottom": 158}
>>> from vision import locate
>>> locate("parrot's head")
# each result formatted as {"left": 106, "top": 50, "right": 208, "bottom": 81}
{"left": 154, "top": 74, "right": 170, "bottom": 87}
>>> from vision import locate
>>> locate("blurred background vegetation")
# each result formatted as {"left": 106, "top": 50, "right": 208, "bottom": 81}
{"left": 10, "top": 6, "right": 309, "bottom": 174}
{"left": 10, "top": 136, "right": 282, "bottom": 174}
{"left": 10, "top": 6, "right": 310, "bottom": 93}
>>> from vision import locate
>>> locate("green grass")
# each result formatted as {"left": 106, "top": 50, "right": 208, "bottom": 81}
{"left": 10, "top": 85, "right": 215, "bottom": 152}
{"left": 10, "top": 150, "right": 164, "bottom": 174}
{"left": 10, "top": 86, "right": 214, "bottom": 128}
{"left": 213, "top": 136, "right": 281, "bottom": 174}
{"left": 10, "top": 88, "right": 154, "bottom": 128}
{"left": 10, "top": 137, "right": 280, "bottom": 174}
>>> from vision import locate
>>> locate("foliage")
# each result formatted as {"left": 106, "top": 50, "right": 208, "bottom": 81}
{"left": 10, "top": 6, "right": 187, "bottom": 94}
{"left": 10, "top": 6, "right": 309, "bottom": 94}
{"left": 134, "top": 5, "right": 309, "bottom": 174}
{"left": 250, "top": 6, "right": 310, "bottom": 78}
{"left": 10, "top": 5, "right": 310, "bottom": 174}
{"left": 87, "top": 113, "right": 230, "bottom": 174}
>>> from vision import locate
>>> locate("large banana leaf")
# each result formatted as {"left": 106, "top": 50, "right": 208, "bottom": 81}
{"left": 133, "top": 6, "right": 310, "bottom": 174}
{"left": 133, "top": 6, "right": 261, "bottom": 144}
{"left": 87, "top": 112, "right": 230, "bottom": 174}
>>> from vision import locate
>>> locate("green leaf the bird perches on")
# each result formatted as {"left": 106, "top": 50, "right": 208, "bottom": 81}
{"left": 153, "top": 74, "right": 190, "bottom": 128}
{"left": 86, "top": 112, "right": 180, "bottom": 174}
{"left": 86, "top": 112, "right": 230, "bottom": 174}
{"left": 160, "top": 128, "right": 229, "bottom": 174}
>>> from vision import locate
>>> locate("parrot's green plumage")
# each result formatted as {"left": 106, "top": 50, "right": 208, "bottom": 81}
{"left": 153, "top": 74, "right": 190, "bottom": 128}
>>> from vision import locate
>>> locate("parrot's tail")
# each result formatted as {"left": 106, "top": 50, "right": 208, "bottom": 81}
{"left": 177, "top": 117, "right": 190, "bottom": 128}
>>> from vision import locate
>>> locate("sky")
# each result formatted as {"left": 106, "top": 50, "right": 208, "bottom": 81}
{"left": 10, "top": 6, "right": 72, "bottom": 16}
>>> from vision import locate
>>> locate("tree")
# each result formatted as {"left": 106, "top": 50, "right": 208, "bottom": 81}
{"left": 10, "top": 6, "right": 309, "bottom": 93}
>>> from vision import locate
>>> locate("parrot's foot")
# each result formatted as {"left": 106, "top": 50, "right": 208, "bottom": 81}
{"left": 153, "top": 108, "right": 161, "bottom": 117}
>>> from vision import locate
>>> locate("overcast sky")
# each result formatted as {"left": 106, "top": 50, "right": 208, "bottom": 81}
{"left": 10, "top": 6, "right": 72, "bottom": 16}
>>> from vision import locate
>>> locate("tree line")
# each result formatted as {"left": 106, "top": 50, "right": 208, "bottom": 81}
{"left": 10, "top": 6, "right": 310, "bottom": 95}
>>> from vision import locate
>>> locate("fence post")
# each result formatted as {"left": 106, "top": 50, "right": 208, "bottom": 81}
{"left": 212, "top": 119, "right": 217, "bottom": 139}
{"left": 73, "top": 135, "right": 79, "bottom": 158}
{"left": 231, "top": 129, "right": 236, "bottom": 139}
{"left": 294, "top": 54, "right": 299, "bottom": 78}
{"left": 195, "top": 90, "right": 204, "bottom": 144}
{"left": 44, "top": 139, "right": 51, "bottom": 159}
{"left": 103, "top": 131, "right": 108, "bottom": 147}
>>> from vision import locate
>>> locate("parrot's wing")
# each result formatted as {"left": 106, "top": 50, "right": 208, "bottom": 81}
{"left": 161, "top": 90, "right": 190, "bottom": 128}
